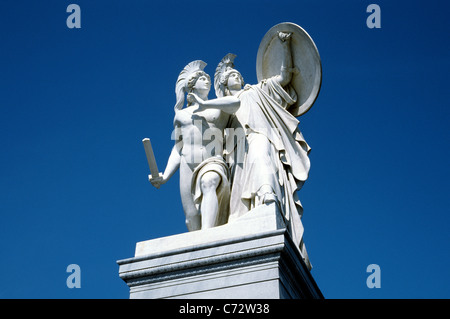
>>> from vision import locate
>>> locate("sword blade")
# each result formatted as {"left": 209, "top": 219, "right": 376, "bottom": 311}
{"left": 142, "top": 138, "right": 160, "bottom": 179}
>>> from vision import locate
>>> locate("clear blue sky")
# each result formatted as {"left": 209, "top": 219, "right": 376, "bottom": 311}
{"left": 0, "top": 0, "right": 449, "bottom": 299}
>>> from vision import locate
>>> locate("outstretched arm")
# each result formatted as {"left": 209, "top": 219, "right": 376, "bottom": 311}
{"left": 187, "top": 94, "right": 241, "bottom": 114}
{"left": 276, "top": 31, "right": 295, "bottom": 87}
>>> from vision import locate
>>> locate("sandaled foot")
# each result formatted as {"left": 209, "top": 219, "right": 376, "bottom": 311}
{"left": 262, "top": 192, "right": 277, "bottom": 204}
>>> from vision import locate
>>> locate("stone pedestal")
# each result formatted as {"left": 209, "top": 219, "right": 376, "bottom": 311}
{"left": 117, "top": 203, "right": 323, "bottom": 299}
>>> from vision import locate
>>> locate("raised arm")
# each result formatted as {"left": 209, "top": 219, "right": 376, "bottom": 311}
{"left": 275, "top": 31, "right": 295, "bottom": 87}
{"left": 187, "top": 94, "right": 241, "bottom": 114}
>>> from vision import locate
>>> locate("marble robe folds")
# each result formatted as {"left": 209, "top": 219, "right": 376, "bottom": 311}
{"left": 226, "top": 77, "right": 312, "bottom": 268}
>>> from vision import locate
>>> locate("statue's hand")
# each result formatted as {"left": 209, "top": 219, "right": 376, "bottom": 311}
{"left": 186, "top": 93, "right": 195, "bottom": 104}
{"left": 278, "top": 31, "right": 292, "bottom": 42}
{"left": 187, "top": 93, "right": 203, "bottom": 104}
{"left": 187, "top": 93, "right": 205, "bottom": 111}
{"left": 149, "top": 174, "right": 166, "bottom": 189}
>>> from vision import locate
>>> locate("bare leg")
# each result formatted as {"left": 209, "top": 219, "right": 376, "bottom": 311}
{"left": 199, "top": 171, "right": 221, "bottom": 229}
{"left": 179, "top": 159, "right": 201, "bottom": 231}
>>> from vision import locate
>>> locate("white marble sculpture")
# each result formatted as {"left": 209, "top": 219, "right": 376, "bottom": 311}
{"left": 187, "top": 31, "right": 310, "bottom": 265}
{"left": 148, "top": 60, "right": 239, "bottom": 231}
{"left": 144, "top": 23, "right": 321, "bottom": 268}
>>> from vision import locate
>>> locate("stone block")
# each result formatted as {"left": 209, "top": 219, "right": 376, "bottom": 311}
{"left": 117, "top": 203, "right": 322, "bottom": 299}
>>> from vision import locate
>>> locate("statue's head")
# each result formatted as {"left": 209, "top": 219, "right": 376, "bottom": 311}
{"left": 220, "top": 69, "right": 244, "bottom": 96}
{"left": 186, "top": 71, "right": 211, "bottom": 98}
{"left": 214, "top": 53, "right": 245, "bottom": 97}
{"left": 174, "top": 60, "right": 210, "bottom": 111}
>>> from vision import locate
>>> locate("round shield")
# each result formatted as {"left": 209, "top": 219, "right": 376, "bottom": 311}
{"left": 256, "top": 22, "right": 322, "bottom": 117}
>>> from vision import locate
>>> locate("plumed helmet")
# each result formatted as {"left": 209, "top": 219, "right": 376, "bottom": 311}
{"left": 214, "top": 53, "right": 244, "bottom": 98}
{"left": 174, "top": 60, "right": 208, "bottom": 111}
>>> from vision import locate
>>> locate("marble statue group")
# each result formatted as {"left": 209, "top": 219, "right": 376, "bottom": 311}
{"left": 143, "top": 23, "right": 321, "bottom": 268}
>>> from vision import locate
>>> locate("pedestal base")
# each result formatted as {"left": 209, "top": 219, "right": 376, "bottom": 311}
{"left": 117, "top": 203, "right": 323, "bottom": 299}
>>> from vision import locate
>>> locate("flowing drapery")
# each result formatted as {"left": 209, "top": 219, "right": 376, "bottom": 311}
{"left": 226, "top": 77, "right": 311, "bottom": 268}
